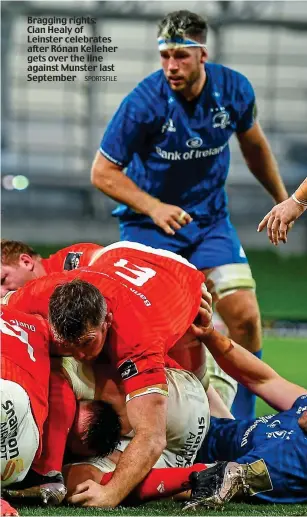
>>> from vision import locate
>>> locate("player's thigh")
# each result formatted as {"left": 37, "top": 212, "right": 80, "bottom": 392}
{"left": 164, "top": 368, "right": 210, "bottom": 467}
{"left": 189, "top": 217, "right": 250, "bottom": 271}
{"left": 1, "top": 379, "right": 39, "bottom": 486}
{"left": 196, "top": 417, "right": 241, "bottom": 464}
{"left": 170, "top": 332, "right": 207, "bottom": 378}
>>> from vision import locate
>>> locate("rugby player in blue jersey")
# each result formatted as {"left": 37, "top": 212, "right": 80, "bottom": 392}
{"left": 185, "top": 309, "right": 307, "bottom": 507}
{"left": 91, "top": 10, "right": 289, "bottom": 419}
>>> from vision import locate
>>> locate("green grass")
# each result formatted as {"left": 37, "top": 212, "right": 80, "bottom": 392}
{"left": 17, "top": 500, "right": 307, "bottom": 516}
{"left": 256, "top": 336, "right": 307, "bottom": 416}
{"left": 10, "top": 337, "right": 307, "bottom": 516}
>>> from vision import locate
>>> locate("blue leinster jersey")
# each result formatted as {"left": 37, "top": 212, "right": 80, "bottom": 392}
{"left": 203, "top": 395, "right": 307, "bottom": 503}
{"left": 100, "top": 63, "right": 256, "bottom": 224}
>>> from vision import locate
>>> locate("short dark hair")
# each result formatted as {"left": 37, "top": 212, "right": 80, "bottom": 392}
{"left": 1, "top": 239, "right": 40, "bottom": 265}
{"left": 48, "top": 279, "right": 107, "bottom": 344}
{"left": 81, "top": 400, "right": 122, "bottom": 457}
{"left": 157, "top": 10, "right": 208, "bottom": 43}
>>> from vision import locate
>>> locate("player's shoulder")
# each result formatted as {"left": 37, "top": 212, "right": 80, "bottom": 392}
{"left": 1, "top": 306, "right": 50, "bottom": 340}
{"left": 290, "top": 394, "right": 307, "bottom": 413}
{"left": 123, "top": 70, "right": 168, "bottom": 120}
{"left": 206, "top": 62, "right": 254, "bottom": 97}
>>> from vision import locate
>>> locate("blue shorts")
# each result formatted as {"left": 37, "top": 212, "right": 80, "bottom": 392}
{"left": 119, "top": 216, "right": 248, "bottom": 270}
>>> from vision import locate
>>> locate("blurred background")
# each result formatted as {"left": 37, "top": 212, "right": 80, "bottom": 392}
{"left": 1, "top": 0, "right": 307, "bottom": 330}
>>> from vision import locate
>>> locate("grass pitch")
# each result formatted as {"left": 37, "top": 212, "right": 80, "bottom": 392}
{"left": 10, "top": 337, "right": 307, "bottom": 516}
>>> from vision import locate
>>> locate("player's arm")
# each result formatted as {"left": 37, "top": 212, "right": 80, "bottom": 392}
{"left": 236, "top": 121, "right": 288, "bottom": 204}
{"left": 191, "top": 305, "right": 304, "bottom": 411}
{"left": 200, "top": 327, "right": 305, "bottom": 412}
{"left": 92, "top": 98, "right": 192, "bottom": 235}
{"left": 234, "top": 76, "right": 287, "bottom": 205}
{"left": 68, "top": 392, "right": 167, "bottom": 507}
{"left": 91, "top": 152, "right": 160, "bottom": 217}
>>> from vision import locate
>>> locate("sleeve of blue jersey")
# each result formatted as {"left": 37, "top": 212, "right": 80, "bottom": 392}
{"left": 99, "top": 96, "right": 149, "bottom": 167}
{"left": 235, "top": 74, "right": 257, "bottom": 134}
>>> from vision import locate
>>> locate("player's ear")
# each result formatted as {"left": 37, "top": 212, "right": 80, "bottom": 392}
{"left": 105, "top": 311, "right": 113, "bottom": 329}
{"left": 200, "top": 48, "right": 208, "bottom": 64}
{"left": 19, "top": 253, "right": 35, "bottom": 270}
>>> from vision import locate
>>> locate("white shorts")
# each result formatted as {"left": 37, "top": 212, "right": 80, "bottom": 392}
{"left": 1, "top": 379, "right": 39, "bottom": 486}
{"left": 76, "top": 368, "right": 210, "bottom": 473}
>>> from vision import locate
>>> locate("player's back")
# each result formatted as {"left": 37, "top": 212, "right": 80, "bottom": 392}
{"left": 245, "top": 395, "right": 307, "bottom": 503}
{"left": 231, "top": 395, "right": 307, "bottom": 503}
{"left": 8, "top": 242, "right": 203, "bottom": 345}
{"left": 1, "top": 307, "right": 50, "bottom": 443}
{"left": 87, "top": 241, "right": 203, "bottom": 331}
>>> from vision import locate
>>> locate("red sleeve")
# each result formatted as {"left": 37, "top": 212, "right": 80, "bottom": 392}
{"left": 107, "top": 304, "right": 168, "bottom": 400}
{"left": 42, "top": 243, "right": 103, "bottom": 273}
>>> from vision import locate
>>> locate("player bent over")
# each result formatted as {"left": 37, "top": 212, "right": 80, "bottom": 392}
{"left": 57, "top": 357, "right": 215, "bottom": 504}
{"left": 0, "top": 308, "right": 66, "bottom": 514}
{"left": 5, "top": 241, "right": 210, "bottom": 507}
{"left": 1, "top": 240, "right": 103, "bottom": 297}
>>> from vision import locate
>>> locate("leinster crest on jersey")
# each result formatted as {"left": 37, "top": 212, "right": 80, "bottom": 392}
{"left": 212, "top": 109, "right": 230, "bottom": 129}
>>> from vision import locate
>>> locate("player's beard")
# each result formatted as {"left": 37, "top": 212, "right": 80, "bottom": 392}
{"left": 168, "top": 67, "right": 202, "bottom": 96}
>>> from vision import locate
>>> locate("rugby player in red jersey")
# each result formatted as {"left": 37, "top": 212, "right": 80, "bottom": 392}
{"left": 6, "top": 241, "right": 211, "bottom": 507}
{"left": 1, "top": 307, "right": 77, "bottom": 513}
{"left": 1, "top": 240, "right": 103, "bottom": 297}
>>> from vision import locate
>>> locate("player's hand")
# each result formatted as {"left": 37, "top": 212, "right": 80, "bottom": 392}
{"left": 0, "top": 499, "right": 19, "bottom": 516}
{"left": 148, "top": 201, "right": 193, "bottom": 235}
{"left": 257, "top": 198, "right": 306, "bottom": 245}
{"left": 67, "top": 479, "right": 116, "bottom": 508}
{"left": 190, "top": 285, "right": 213, "bottom": 338}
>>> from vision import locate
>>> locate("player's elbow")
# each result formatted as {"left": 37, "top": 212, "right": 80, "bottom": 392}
{"left": 91, "top": 154, "right": 119, "bottom": 194}
{"left": 146, "top": 431, "right": 167, "bottom": 459}
{"left": 91, "top": 162, "right": 106, "bottom": 190}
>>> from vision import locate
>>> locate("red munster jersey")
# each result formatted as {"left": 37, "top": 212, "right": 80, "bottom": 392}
{"left": 41, "top": 243, "right": 103, "bottom": 274}
{"left": 7, "top": 242, "right": 204, "bottom": 399}
{"left": 1, "top": 308, "right": 50, "bottom": 455}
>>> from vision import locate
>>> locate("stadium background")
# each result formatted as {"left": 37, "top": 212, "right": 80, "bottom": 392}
{"left": 1, "top": 1, "right": 307, "bottom": 515}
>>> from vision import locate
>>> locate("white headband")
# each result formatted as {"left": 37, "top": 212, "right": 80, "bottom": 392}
{"left": 158, "top": 36, "right": 207, "bottom": 51}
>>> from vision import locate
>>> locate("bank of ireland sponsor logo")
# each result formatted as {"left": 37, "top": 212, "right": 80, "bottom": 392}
{"left": 186, "top": 137, "right": 203, "bottom": 148}
{"left": 155, "top": 142, "right": 227, "bottom": 162}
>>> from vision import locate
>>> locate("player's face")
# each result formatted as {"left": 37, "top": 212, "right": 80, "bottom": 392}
{"left": 1, "top": 257, "right": 35, "bottom": 296}
{"left": 61, "top": 317, "right": 111, "bottom": 361}
{"left": 160, "top": 47, "right": 206, "bottom": 94}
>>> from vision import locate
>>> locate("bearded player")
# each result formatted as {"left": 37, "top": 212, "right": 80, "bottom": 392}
{"left": 5, "top": 241, "right": 213, "bottom": 507}
{"left": 1, "top": 239, "right": 236, "bottom": 409}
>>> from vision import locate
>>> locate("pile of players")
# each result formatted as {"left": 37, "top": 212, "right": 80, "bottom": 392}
{"left": 1, "top": 240, "right": 307, "bottom": 516}
{"left": 2, "top": 7, "right": 307, "bottom": 515}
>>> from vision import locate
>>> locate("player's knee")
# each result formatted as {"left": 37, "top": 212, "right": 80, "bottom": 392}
{"left": 229, "top": 297, "right": 261, "bottom": 343}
